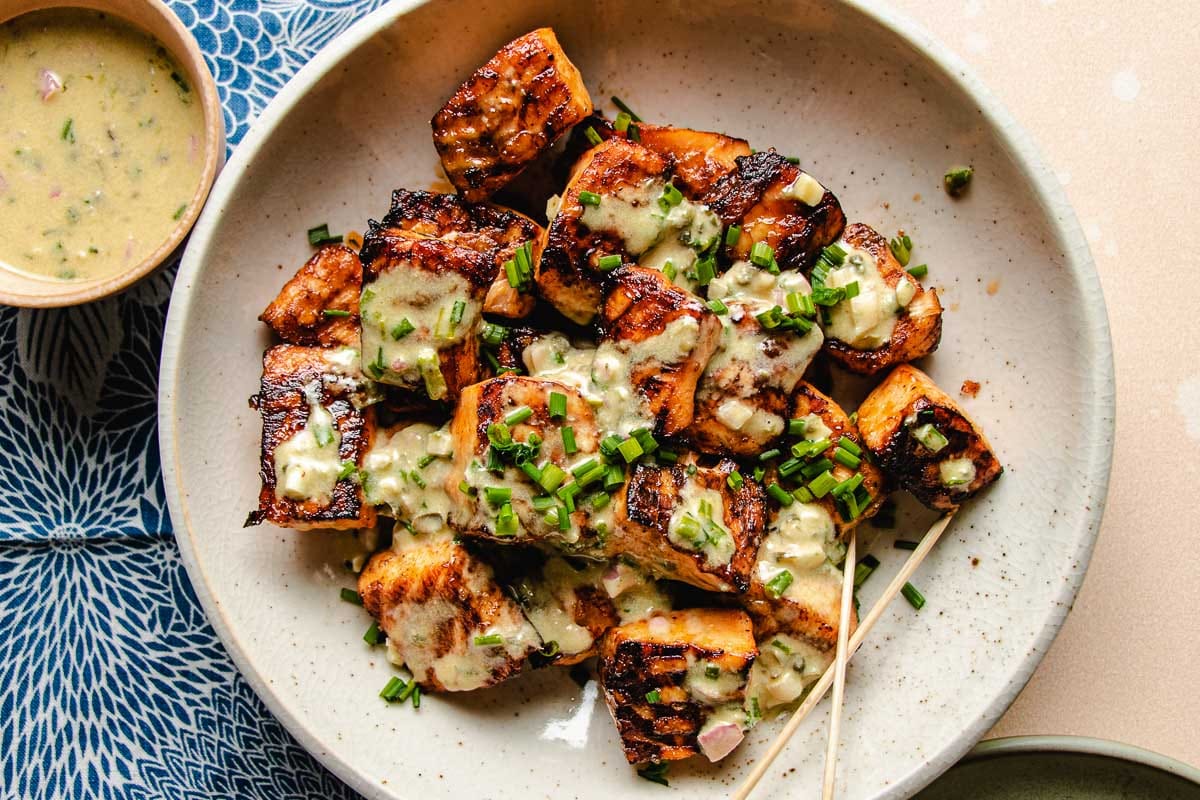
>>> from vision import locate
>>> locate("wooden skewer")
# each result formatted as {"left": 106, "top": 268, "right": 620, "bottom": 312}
{"left": 820, "top": 530, "right": 856, "bottom": 799}
{"left": 732, "top": 511, "right": 957, "bottom": 800}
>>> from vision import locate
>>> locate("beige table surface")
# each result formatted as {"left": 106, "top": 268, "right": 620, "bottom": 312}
{"left": 882, "top": 0, "right": 1199, "bottom": 769}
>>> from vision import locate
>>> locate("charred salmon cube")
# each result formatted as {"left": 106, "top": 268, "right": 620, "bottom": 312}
{"left": 446, "top": 375, "right": 605, "bottom": 550}
{"left": 817, "top": 223, "right": 943, "bottom": 375}
{"left": 432, "top": 28, "right": 593, "bottom": 202}
{"left": 856, "top": 364, "right": 1002, "bottom": 510}
{"left": 634, "top": 123, "right": 751, "bottom": 199}
{"left": 704, "top": 150, "right": 845, "bottom": 272}
{"left": 371, "top": 189, "right": 544, "bottom": 320}
{"left": 536, "top": 137, "right": 674, "bottom": 323}
{"left": 611, "top": 457, "right": 766, "bottom": 593}
{"left": 688, "top": 262, "right": 824, "bottom": 457}
{"left": 259, "top": 245, "right": 362, "bottom": 347}
{"left": 594, "top": 267, "right": 721, "bottom": 437}
{"left": 247, "top": 345, "right": 376, "bottom": 530}
{"left": 357, "top": 234, "right": 495, "bottom": 403}
{"left": 599, "top": 608, "right": 757, "bottom": 764}
{"left": 357, "top": 531, "right": 541, "bottom": 691}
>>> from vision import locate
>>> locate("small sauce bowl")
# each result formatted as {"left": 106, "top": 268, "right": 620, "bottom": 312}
{"left": 0, "top": 0, "right": 224, "bottom": 307}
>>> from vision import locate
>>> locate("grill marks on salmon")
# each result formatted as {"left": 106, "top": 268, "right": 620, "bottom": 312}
{"left": 259, "top": 245, "right": 362, "bottom": 347}
{"left": 432, "top": 28, "right": 592, "bottom": 202}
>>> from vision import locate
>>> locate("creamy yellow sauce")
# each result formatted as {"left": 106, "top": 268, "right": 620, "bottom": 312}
{"left": 824, "top": 241, "right": 914, "bottom": 349}
{"left": 592, "top": 314, "right": 702, "bottom": 436}
{"left": 360, "top": 267, "right": 478, "bottom": 398}
{"left": 747, "top": 633, "right": 830, "bottom": 710}
{"left": 0, "top": 9, "right": 205, "bottom": 281}
{"left": 755, "top": 502, "right": 844, "bottom": 604}
{"left": 273, "top": 382, "right": 342, "bottom": 504}
{"left": 601, "top": 562, "right": 673, "bottom": 623}
{"left": 361, "top": 422, "right": 454, "bottom": 530}
{"left": 668, "top": 479, "right": 735, "bottom": 567}
{"left": 518, "top": 558, "right": 606, "bottom": 657}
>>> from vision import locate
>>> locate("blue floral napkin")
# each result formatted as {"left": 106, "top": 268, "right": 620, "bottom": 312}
{"left": 0, "top": 2, "right": 387, "bottom": 796}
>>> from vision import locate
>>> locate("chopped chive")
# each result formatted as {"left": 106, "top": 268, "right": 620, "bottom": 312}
{"left": 907, "top": 264, "right": 929, "bottom": 279}
{"left": 410, "top": 683, "right": 421, "bottom": 708}
{"left": 765, "top": 569, "right": 794, "bottom": 598}
{"left": 557, "top": 482, "right": 580, "bottom": 513}
{"left": 617, "top": 436, "right": 644, "bottom": 463}
{"left": 778, "top": 457, "right": 804, "bottom": 478}
{"left": 604, "top": 464, "right": 625, "bottom": 491}
{"left": 889, "top": 234, "right": 912, "bottom": 266}
{"left": 578, "top": 190, "right": 602, "bottom": 207}
{"left": 902, "top": 581, "right": 927, "bottom": 610}
{"left": 474, "top": 633, "right": 504, "bottom": 646}
{"left": 910, "top": 423, "right": 948, "bottom": 453}
{"left": 749, "top": 241, "right": 775, "bottom": 268}
{"left": 323, "top": 308, "right": 351, "bottom": 318}
{"left": 758, "top": 448, "right": 782, "bottom": 462}
{"left": 336, "top": 460, "right": 357, "bottom": 481}
{"left": 831, "top": 473, "right": 865, "bottom": 498}
{"left": 597, "top": 253, "right": 622, "bottom": 271}
{"left": 340, "top": 588, "right": 363, "bottom": 606}
{"left": 656, "top": 448, "right": 678, "bottom": 464}
{"left": 705, "top": 663, "right": 722, "bottom": 679}
{"left": 417, "top": 453, "right": 438, "bottom": 469}
{"left": 538, "top": 464, "right": 567, "bottom": 493}
{"left": 808, "top": 470, "right": 838, "bottom": 498}
{"left": 631, "top": 428, "right": 658, "bottom": 454}
{"left": 727, "top": 471, "right": 744, "bottom": 491}
{"left": 895, "top": 539, "right": 919, "bottom": 551}
{"left": 610, "top": 95, "right": 643, "bottom": 122}
{"left": 363, "top": 621, "right": 383, "bottom": 646}
{"left": 637, "top": 762, "right": 670, "bottom": 787}
{"left": 532, "top": 495, "right": 556, "bottom": 512}
{"left": 752, "top": 465, "right": 765, "bottom": 482}
{"left": 590, "top": 491, "right": 611, "bottom": 511}
{"left": 696, "top": 256, "right": 716, "bottom": 286}
{"left": 495, "top": 503, "right": 518, "bottom": 536}
{"left": 800, "top": 457, "right": 835, "bottom": 480}
{"left": 812, "top": 285, "right": 846, "bottom": 307}
{"left": 418, "top": 351, "right": 447, "bottom": 399}
{"left": 519, "top": 461, "right": 543, "bottom": 483}
{"left": 645, "top": 689, "right": 661, "bottom": 704}
{"left": 504, "top": 258, "right": 521, "bottom": 288}
{"left": 560, "top": 426, "right": 578, "bottom": 455}
{"left": 61, "top": 118, "right": 75, "bottom": 143}
{"left": 658, "top": 182, "right": 683, "bottom": 211}
{"left": 409, "top": 470, "right": 426, "bottom": 489}
{"left": 787, "top": 418, "right": 808, "bottom": 436}
{"left": 390, "top": 318, "right": 415, "bottom": 340}
{"left": 505, "top": 406, "right": 533, "bottom": 426}
{"left": 480, "top": 322, "right": 509, "bottom": 346}
{"left": 756, "top": 306, "right": 784, "bottom": 329}
{"left": 833, "top": 447, "right": 861, "bottom": 469}
{"left": 944, "top": 166, "right": 973, "bottom": 197}
{"left": 838, "top": 437, "right": 862, "bottom": 456}
{"left": 792, "top": 486, "right": 814, "bottom": 503}
{"left": 766, "top": 483, "right": 794, "bottom": 506}
{"left": 307, "top": 223, "right": 343, "bottom": 246}
{"left": 842, "top": 281, "right": 861, "bottom": 300}
{"left": 725, "top": 224, "right": 742, "bottom": 247}
{"left": 380, "top": 676, "right": 406, "bottom": 701}
{"left": 458, "top": 480, "right": 476, "bottom": 496}
{"left": 661, "top": 260, "right": 677, "bottom": 281}
{"left": 706, "top": 298, "right": 728, "bottom": 315}
{"left": 584, "top": 125, "right": 603, "bottom": 146}
{"left": 854, "top": 553, "right": 880, "bottom": 588}
{"left": 449, "top": 300, "right": 465, "bottom": 328}
{"left": 484, "top": 486, "right": 512, "bottom": 506}
{"left": 172, "top": 204, "right": 187, "bottom": 221}
{"left": 571, "top": 458, "right": 599, "bottom": 479}
{"left": 614, "top": 111, "right": 633, "bottom": 132}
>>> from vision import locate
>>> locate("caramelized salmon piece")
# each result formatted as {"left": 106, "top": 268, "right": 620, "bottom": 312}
{"left": 704, "top": 150, "right": 845, "bottom": 272}
{"left": 611, "top": 457, "right": 766, "bottom": 593}
{"left": 432, "top": 28, "right": 593, "bottom": 202}
{"left": 357, "top": 233, "right": 495, "bottom": 403}
{"left": 595, "top": 267, "right": 721, "bottom": 437}
{"left": 247, "top": 345, "right": 375, "bottom": 530}
{"left": 856, "top": 364, "right": 1001, "bottom": 510}
{"left": 536, "top": 138, "right": 673, "bottom": 324}
{"left": 370, "top": 189, "right": 543, "bottom": 319}
{"left": 599, "top": 609, "right": 757, "bottom": 764}
{"left": 358, "top": 531, "right": 541, "bottom": 691}
{"left": 259, "top": 245, "right": 362, "bottom": 347}
{"left": 634, "top": 123, "right": 751, "bottom": 199}
{"left": 819, "top": 223, "right": 943, "bottom": 375}
{"left": 507, "top": 557, "right": 619, "bottom": 666}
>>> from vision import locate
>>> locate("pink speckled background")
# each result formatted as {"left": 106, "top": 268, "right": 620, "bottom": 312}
{"left": 883, "top": 0, "right": 1200, "bottom": 769}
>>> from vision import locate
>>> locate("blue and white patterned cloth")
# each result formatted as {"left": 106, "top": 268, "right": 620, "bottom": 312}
{"left": 0, "top": 2, "right": 388, "bottom": 796}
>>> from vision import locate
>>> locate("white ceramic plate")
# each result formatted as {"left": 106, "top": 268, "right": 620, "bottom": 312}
{"left": 159, "top": 1, "right": 1114, "bottom": 798}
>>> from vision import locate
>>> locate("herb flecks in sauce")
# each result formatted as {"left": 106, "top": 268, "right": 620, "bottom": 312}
{"left": 0, "top": 9, "right": 205, "bottom": 282}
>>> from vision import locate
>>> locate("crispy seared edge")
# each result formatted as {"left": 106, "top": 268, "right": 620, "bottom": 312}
{"left": 259, "top": 245, "right": 362, "bottom": 347}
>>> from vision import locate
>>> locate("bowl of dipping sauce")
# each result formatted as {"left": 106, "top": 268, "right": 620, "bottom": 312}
{"left": 0, "top": 0, "right": 223, "bottom": 307}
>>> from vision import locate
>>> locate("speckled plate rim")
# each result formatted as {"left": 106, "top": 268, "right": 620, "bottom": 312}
{"left": 158, "top": 1, "right": 1116, "bottom": 798}
{"left": 964, "top": 736, "right": 1200, "bottom": 785}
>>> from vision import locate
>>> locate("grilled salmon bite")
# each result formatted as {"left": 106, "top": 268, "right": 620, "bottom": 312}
{"left": 818, "top": 223, "right": 943, "bottom": 374}
{"left": 432, "top": 28, "right": 593, "bottom": 202}
{"left": 259, "top": 245, "right": 362, "bottom": 347}
{"left": 599, "top": 609, "right": 757, "bottom": 764}
{"left": 856, "top": 364, "right": 1001, "bottom": 510}
{"left": 368, "top": 189, "right": 543, "bottom": 320}
{"left": 248, "top": 345, "right": 376, "bottom": 530}
{"left": 358, "top": 531, "right": 541, "bottom": 692}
